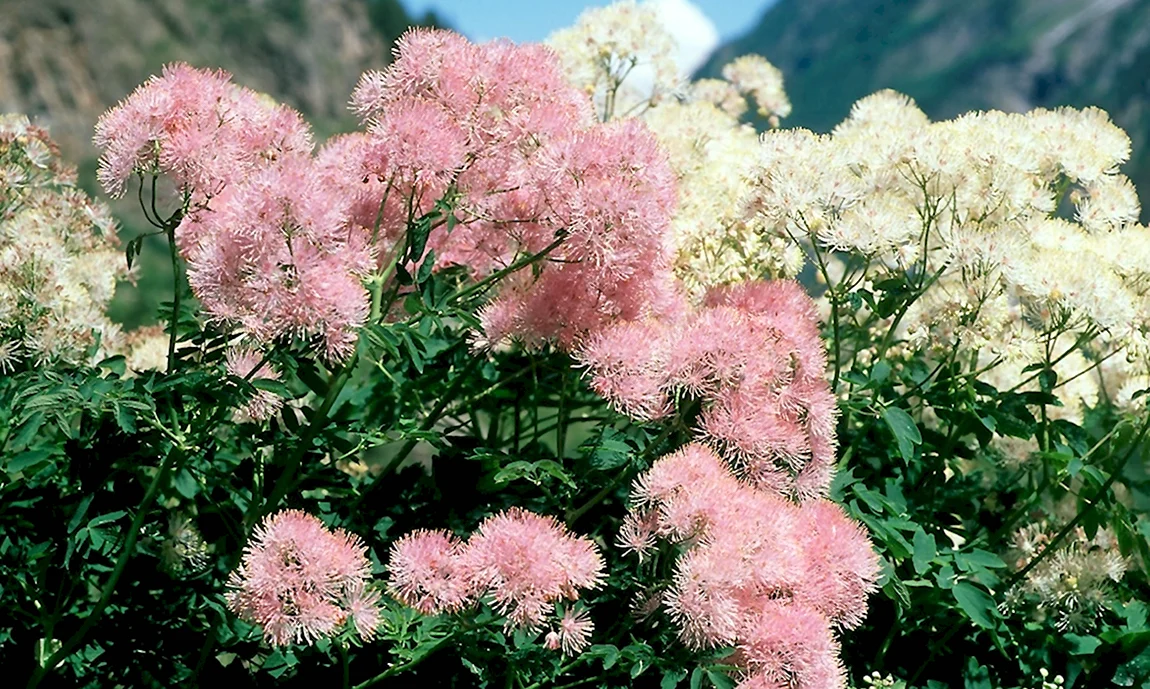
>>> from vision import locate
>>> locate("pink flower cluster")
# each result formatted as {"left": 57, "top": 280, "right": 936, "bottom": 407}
{"left": 93, "top": 63, "right": 312, "bottom": 199}
{"left": 387, "top": 508, "right": 604, "bottom": 653}
{"left": 227, "top": 510, "right": 381, "bottom": 646}
{"left": 96, "top": 30, "right": 683, "bottom": 356}
{"left": 341, "top": 29, "right": 680, "bottom": 348}
{"left": 94, "top": 64, "right": 370, "bottom": 359}
{"left": 579, "top": 280, "right": 837, "bottom": 500}
{"left": 622, "top": 444, "right": 879, "bottom": 689}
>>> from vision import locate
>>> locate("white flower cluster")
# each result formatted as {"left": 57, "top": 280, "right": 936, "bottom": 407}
{"left": 643, "top": 100, "right": 803, "bottom": 296}
{"left": 547, "top": 0, "right": 680, "bottom": 120}
{"left": 0, "top": 114, "right": 128, "bottom": 368}
{"left": 1004, "top": 522, "right": 1128, "bottom": 633}
{"left": 721, "top": 55, "right": 791, "bottom": 126}
{"left": 745, "top": 90, "right": 1150, "bottom": 406}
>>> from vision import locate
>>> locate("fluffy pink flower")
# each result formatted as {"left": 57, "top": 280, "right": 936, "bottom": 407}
{"left": 623, "top": 444, "right": 878, "bottom": 680}
{"left": 580, "top": 280, "right": 838, "bottom": 500}
{"left": 227, "top": 510, "right": 379, "bottom": 646}
{"left": 184, "top": 155, "right": 372, "bottom": 359}
{"left": 346, "top": 29, "right": 593, "bottom": 286}
{"left": 350, "top": 29, "right": 680, "bottom": 351}
{"left": 733, "top": 602, "right": 846, "bottom": 689}
{"left": 554, "top": 608, "right": 594, "bottom": 655}
{"left": 225, "top": 347, "right": 283, "bottom": 422}
{"left": 457, "top": 508, "right": 605, "bottom": 629}
{"left": 483, "top": 120, "right": 681, "bottom": 349}
{"left": 386, "top": 509, "right": 605, "bottom": 636}
{"left": 387, "top": 529, "right": 471, "bottom": 615}
{"left": 344, "top": 583, "right": 383, "bottom": 641}
{"left": 94, "top": 63, "right": 311, "bottom": 198}
{"left": 793, "top": 500, "right": 881, "bottom": 630}
{"left": 576, "top": 319, "right": 674, "bottom": 420}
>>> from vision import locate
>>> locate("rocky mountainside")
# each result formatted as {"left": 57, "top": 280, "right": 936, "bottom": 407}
{"left": 0, "top": 0, "right": 425, "bottom": 164}
{"left": 703, "top": 0, "right": 1150, "bottom": 207}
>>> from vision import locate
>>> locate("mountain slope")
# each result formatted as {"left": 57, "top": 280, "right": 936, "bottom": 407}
{"left": 703, "top": 0, "right": 1150, "bottom": 202}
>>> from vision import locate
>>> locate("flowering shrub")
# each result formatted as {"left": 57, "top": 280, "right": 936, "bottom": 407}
{"left": 2, "top": 3, "right": 1150, "bottom": 689}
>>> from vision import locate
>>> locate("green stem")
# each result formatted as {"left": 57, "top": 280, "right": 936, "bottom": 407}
{"left": 250, "top": 356, "right": 357, "bottom": 529}
{"left": 564, "top": 405, "right": 693, "bottom": 526}
{"left": 28, "top": 448, "right": 185, "bottom": 688}
{"left": 973, "top": 424, "right": 1119, "bottom": 547}
{"left": 352, "top": 635, "right": 454, "bottom": 689}
{"left": 1003, "top": 415, "right": 1150, "bottom": 591}
{"left": 556, "top": 369, "right": 568, "bottom": 458}
{"left": 522, "top": 657, "right": 588, "bottom": 689}
{"left": 451, "top": 235, "right": 566, "bottom": 305}
{"left": 352, "top": 357, "right": 483, "bottom": 508}
{"left": 165, "top": 221, "right": 182, "bottom": 372}
{"left": 340, "top": 641, "right": 351, "bottom": 689}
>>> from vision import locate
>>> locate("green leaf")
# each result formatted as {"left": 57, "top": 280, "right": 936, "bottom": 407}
{"left": 8, "top": 412, "right": 45, "bottom": 452}
{"left": 407, "top": 215, "right": 433, "bottom": 262}
{"left": 587, "top": 644, "right": 619, "bottom": 670}
{"left": 7, "top": 449, "right": 52, "bottom": 474}
{"left": 125, "top": 236, "right": 143, "bottom": 270}
{"left": 952, "top": 581, "right": 997, "bottom": 628}
{"left": 883, "top": 573, "right": 911, "bottom": 610}
{"left": 870, "top": 361, "right": 892, "bottom": 384}
{"left": 1065, "top": 633, "right": 1102, "bottom": 655}
{"left": 417, "top": 249, "right": 436, "bottom": 284}
{"left": 691, "top": 667, "right": 705, "bottom": 689}
{"left": 261, "top": 648, "right": 296, "bottom": 678}
{"left": 912, "top": 528, "right": 936, "bottom": 575}
{"left": 882, "top": 406, "right": 921, "bottom": 462}
{"left": 114, "top": 404, "right": 137, "bottom": 434}
{"left": 99, "top": 355, "right": 127, "bottom": 377}
{"left": 706, "top": 669, "right": 735, "bottom": 689}
{"left": 583, "top": 428, "right": 631, "bottom": 471}
{"left": 956, "top": 549, "right": 1007, "bottom": 571}
{"left": 67, "top": 495, "right": 94, "bottom": 534}
{"left": 251, "top": 378, "right": 292, "bottom": 398}
{"left": 87, "top": 511, "right": 126, "bottom": 528}
{"left": 173, "top": 468, "right": 199, "bottom": 498}
{"left": 662, "top": 669, "right": 688, "bottom": 689}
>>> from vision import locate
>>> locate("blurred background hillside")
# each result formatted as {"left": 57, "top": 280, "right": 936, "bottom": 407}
{"left": 3, "top": 0, "right": 1150, "bottom": 325}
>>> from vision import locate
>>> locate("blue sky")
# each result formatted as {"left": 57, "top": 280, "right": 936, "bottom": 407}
{"left": 404, "top": 0, "right": 774, "bottom": 44}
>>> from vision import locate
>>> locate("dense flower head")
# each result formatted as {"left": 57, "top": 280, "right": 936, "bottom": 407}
{"left": 580, "top": 280, "right": 838, "bottom": 499}
{"left": 1003, "top": 519, "right": 1128, "bottom": 633}
{"left": 346, "top": 29, "right": 682, "bottom": 352}
{"left": 457, "top": 508, "right": 606, "bottom": 629}
{"left": 642, "top": 98, "right": 802, "bottom": 297}
{"left": 547, "top": 0, "right": 681, "bottom": 120}
{"left": 387, "top": 508, "right": 604, "bottom": 638}
{"left": 93, "top": 62, "right": 312, "bottom": 198}
{"left": 721, "top": 55, "right": 791, "bottom": 124}
{"left": 624, "top": 444, "right": 878, "bottom": 686}
{"left": 732, "top": 602, "right": 846, "bottom": 689}
{"left": 182, "top": 154, "right": 372, "bottom": 359}
{"left": 227, "top": 510, "right": 380, "bottom": 646}
{"left": 113, "top": 324, "right": 169, "bottom": 375}
{"left": 735, "top": 88, "right": 1150, "bottom": 425}
{"left": 94, "top": 64, "right": 370, "bottom": 359}
{"left": 546, "top": 3, "right": 793, "bottom": 297}
{"left": 552, "top": 607, "right": 595, "bottom": 656}
{"left": 387, "top": 529, "right": 472, "bottom": 615}
{"left": 480, "top": 119, "right": 681, "bottom": 349}
{"left": 0, "top": 114, "right": 127, "bottom": 367}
